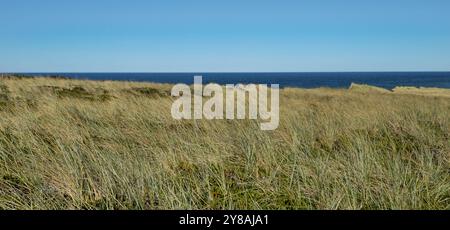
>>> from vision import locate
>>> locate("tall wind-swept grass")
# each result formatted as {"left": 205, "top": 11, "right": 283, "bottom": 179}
{"left": 0, "top": 76, "right": 449, "bottom": 210}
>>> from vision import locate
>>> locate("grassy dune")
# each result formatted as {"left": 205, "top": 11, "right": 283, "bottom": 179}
{"left": 0, "top": 76, "right": 449, "bottom": 210}
{"left": 393, "top": 86, "right": 450, "bottom": 98}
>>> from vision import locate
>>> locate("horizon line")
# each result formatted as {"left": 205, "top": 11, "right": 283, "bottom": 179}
{"left": 3, "top": 70, "right": 450, "bottom": 74}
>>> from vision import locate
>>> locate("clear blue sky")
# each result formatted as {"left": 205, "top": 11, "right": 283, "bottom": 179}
{"left": 1, "top": 0, "right": 449, "bottom": 72}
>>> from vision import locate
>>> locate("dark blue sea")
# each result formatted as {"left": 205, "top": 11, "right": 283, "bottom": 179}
{"left": 26, "top": 72, "right": 450, "bottom": 89}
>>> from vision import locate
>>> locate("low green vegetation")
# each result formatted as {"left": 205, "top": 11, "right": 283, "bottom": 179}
{"left": 125, "top": 87, "right": 171, "bottom": 98}
{"left": 0, "top": 75, "right": 449, "bottom": 210}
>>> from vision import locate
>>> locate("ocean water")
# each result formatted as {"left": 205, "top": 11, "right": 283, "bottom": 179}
{"left": 28, "top": 72, "right": 450, "bottom": 89}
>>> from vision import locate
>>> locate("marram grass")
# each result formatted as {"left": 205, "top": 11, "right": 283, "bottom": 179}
{"left": 0, "top": 76, "right": 449, "bottom": 210}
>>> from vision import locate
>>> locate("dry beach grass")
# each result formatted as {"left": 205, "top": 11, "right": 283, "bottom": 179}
{"left": 0, "top": 76, "right": 449, "bottom": 210}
